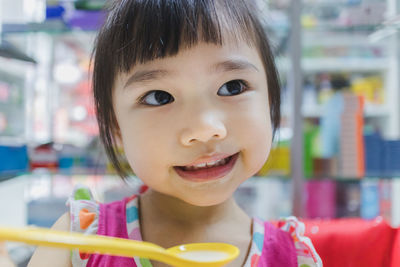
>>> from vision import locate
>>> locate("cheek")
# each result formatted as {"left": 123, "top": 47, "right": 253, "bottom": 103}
{"left": 233, "top": 98, "right": 272, "bottom": 174}
{"left": 248, "top": 117, "right": 272, "bottom": 173}
{"left": 117, "top": 111, "right": 175, "bottom": 180}
{"left": 119, "top": 127, "right": 147, "bottom": 174}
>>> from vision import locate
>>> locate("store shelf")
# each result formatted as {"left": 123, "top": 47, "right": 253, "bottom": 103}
{"left": 302, "top": 0, "right": 380, "bottom": 7}
{"left": 0, "top": 172, "right": 25, "bottom": 182}
{"left": 2, "top": 21, "right": 70, "bottom": 34}
{"left": 281, "top": 103, "right": 389, "bottom": 118}
{"left": 276, "top": 57, "right": 389, "bottom": 72}
{"left": 259, "top": 175, "right": 400, "bottom": 181}
{"left": 306, "top": 58, "right": 388, "bottom": 72}
{"left": 0, "top": 56, "right": 35, "bottom": 77}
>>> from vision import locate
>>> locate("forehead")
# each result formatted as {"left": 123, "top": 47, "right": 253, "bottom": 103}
{"left": 118, "top": 28, "right": 260, "bottom": 74}
{"left": 114, "top": 41, "right": 265, "bottom": 88}
{"left": 134, "top": 40, "right": 259, "bottom": 68}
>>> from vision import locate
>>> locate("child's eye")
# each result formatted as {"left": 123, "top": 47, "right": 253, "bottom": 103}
{"left": 217, "top": 80, "right": 248, "bottom": 96}
{"left": 139, "top": 90, "right": 174, "bottom": 106}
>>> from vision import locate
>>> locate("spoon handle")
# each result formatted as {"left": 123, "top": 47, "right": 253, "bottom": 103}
{"left": 0, "top": 226, "right": 166, "bottom": 259}
{"left": 0, "top": 226, "right": 234, "bottom": 267}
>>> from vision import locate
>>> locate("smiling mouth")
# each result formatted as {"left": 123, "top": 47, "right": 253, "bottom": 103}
{"left": 173, "top": 153, "right": 239, "bottom": 182}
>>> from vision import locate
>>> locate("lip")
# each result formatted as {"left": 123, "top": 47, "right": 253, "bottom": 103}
{"left": 174, "top": 152, "right": 239, "bottom": 182}
{"left": 184, "top": 153, "right": 234, "bottom": 167}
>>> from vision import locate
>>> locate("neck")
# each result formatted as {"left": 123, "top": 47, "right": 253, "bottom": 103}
{"left": 140, "top": 189, "right": 247, "bottom": 226}
{"left": 139, "top": 189, "right": 253, "bottom": 266}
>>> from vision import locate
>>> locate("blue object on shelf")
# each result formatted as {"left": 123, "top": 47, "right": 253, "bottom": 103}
{"left": 59, "top": 157, "right": 74, "bottom": 169}
{"left": 364, "top": 132, "right": 400, "bottom": 177}
{"left": 46, "top": 5, "right": 65, "bottom": 19}
{"left": 65, "top": 10, "right": 106, "bottom": 31}
{"left": 364, "top": 133, "right": 383, "bottom": 176}
{"left": 346, "top": 0, "right": 362, "bottom": 5}
{"left": 360, "top": 179, "right": 380, "bottom": 219}
{"left": 0, "top": 145, "right": 29, "bottom": 175}
{"left": 382, "top": 140, "right": 400, "bottom": 177}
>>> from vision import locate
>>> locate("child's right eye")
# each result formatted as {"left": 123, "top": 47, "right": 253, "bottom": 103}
{"left": 138, "top": 90, "right": 175, "bottom": 106}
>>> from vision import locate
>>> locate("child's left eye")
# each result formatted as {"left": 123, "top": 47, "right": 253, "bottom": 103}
{"left": 217, "top": 80, "right": 248, "bottom": 96}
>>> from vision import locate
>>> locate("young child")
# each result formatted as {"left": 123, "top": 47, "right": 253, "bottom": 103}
{"left": 29, "top": 0, "right": 322, "bottom": 266}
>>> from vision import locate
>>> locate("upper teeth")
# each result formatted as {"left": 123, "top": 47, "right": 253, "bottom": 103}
{"left": 183, "top": 157, "right": 229, "bottom": 171}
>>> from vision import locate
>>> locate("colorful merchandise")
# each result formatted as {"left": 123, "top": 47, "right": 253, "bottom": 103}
{"left": 360, "top": 179, "right": 380, "bottom": 219}
{"left": 382, "top": 141, "right": 400, "bottom": 177}
{"left": 351, "top": 76, "right": 384, "bottom": 104}
{"left": 364, "top": 133, "right": 400, "bottom": 177}
{"left": 305, "top": 179, "right": 336, "bottom": 219}
{"left": 339, "top": 93, "right": 365, "bottom": 178}
{"left": 257, "top": 144, "right": 290, "bottom": 177}
{"left": 0, "top": 145, "right": 29, "bottom": 177}
{"left": 363, "top": 132, "right": 383, "bottom": 176}
{"left": 336, "top": 181, "right": 361, "bottom": 218}
{"left": 380, "top": 179, "right": 392, "bottom": 223}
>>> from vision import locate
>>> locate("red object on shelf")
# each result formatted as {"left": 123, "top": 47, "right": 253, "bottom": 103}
{"left": 29, "top": 143, "right": 58, "bottom": 171}
{"left": 300, "top": 217, "right": 398, "bottom": 267}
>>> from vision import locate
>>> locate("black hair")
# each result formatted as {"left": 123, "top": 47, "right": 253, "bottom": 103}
{"left": 92, "top": 0, "right": 281, "bottom": 178}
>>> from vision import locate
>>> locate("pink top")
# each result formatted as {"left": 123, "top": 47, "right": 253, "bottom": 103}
{"left": 68, "top": 185, "right": 322, "bottom": 267}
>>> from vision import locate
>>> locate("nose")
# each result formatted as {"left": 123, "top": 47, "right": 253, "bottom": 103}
{"left": 179, "top": 111, "right": 227, "bottom": 146}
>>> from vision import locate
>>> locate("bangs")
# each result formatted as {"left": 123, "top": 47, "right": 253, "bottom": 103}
{"left": 98, "top": 0, "right": 259, "bottom": 73}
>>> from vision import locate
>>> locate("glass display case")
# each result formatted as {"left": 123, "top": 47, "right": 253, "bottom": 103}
{"left": 0, "top": 66, "right": 26, "bottom": 140}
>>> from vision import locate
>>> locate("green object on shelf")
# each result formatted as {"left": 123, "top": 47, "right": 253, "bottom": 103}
{"left": 304, "top": 124, "right": 319, "bottom": 179}
{"left": 74, "top": 0, "right": 106, "bottom": 10}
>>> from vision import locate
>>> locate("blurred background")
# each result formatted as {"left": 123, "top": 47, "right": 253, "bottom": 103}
{"left": 0, "top": 0, "right": 399, "bottom": 265}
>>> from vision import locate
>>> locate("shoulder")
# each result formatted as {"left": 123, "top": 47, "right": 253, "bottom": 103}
{"left": 28, "top": 212, "right": 72, "bottom": 267}
{"left": 53, "top": 212, "right": 71, "bottom": 231}
{"left": 66, "top": 185, "right": 101, "bottom": 266}
{"left": 29, "top": 185, "right": 98, "bottom": 267}
{"left": 277, "top": 216, "right": 323, "bottom": 267}
{"left": 67, "top": 184, "right": 143, "bottom": 266}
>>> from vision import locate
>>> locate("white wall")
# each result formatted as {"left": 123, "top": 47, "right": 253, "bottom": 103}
{"left": 0, "top": 0, "right": 45, "bottom": 24}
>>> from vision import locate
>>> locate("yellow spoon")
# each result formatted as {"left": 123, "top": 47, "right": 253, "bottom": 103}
{"left": 0, "top": 226, "right": 239, "bottom": 267}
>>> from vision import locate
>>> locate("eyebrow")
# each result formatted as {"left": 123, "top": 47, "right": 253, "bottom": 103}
{"left": 123, "top": 59, "right": 259, "bottom": 89}
{"left": 124, "top": 69, "right": 170, "bottom": 88}
{"left": 213, "top": 59, "right": 259, "bottom": 73}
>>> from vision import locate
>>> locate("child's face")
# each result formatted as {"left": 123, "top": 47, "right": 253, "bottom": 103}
{"left": 113, "top": 41, "right": 272, "bottom": 206}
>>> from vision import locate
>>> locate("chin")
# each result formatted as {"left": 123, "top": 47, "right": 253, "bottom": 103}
{"left": 179, "top": 191, "right": 232, "bottom": 207}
